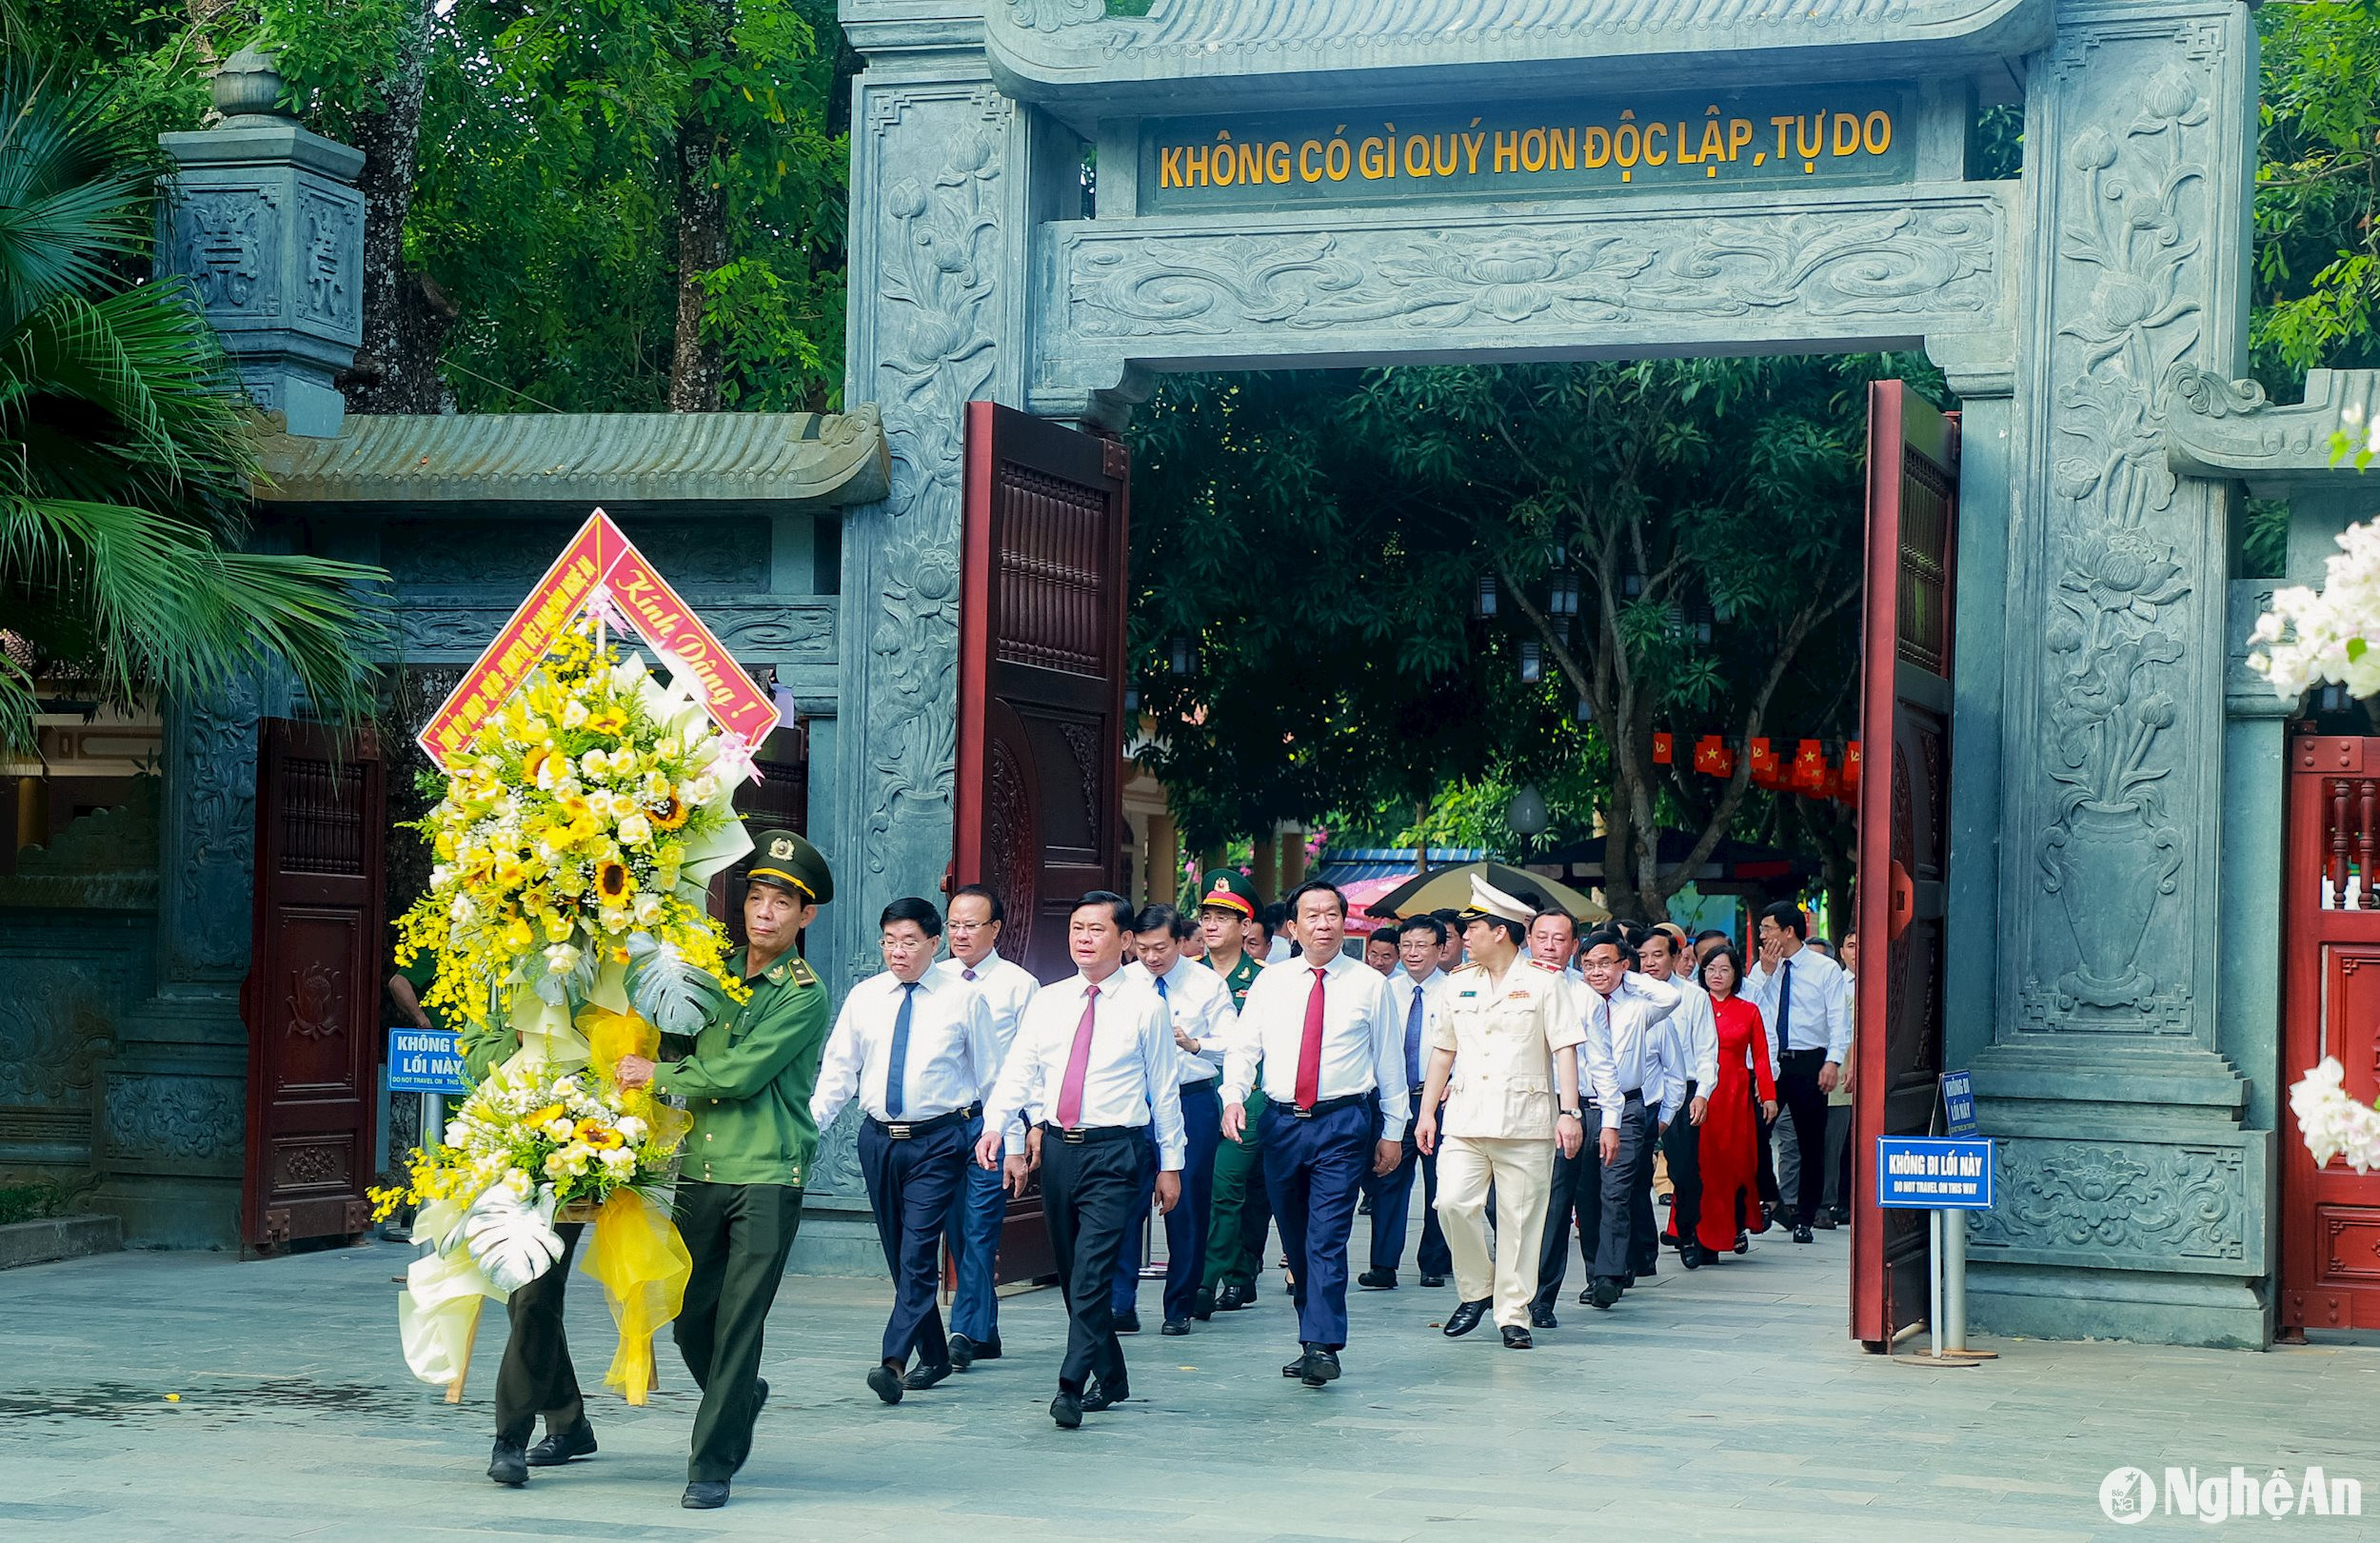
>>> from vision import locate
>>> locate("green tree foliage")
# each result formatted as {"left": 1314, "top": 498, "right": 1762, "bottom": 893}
{"left": 2253, "top": 0, "right": 2380, "bottom": 384}
{"left": 1129, "top": 357, "right": 1907, "bottom": 919}
{"left": 0, "top": 59, "right": 387, "bottom": 755}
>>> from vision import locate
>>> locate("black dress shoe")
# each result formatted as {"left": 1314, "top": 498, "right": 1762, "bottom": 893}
{"left": 902, "top": 1361, "right": 952, "bottom": 1391}
{"left": 1501, "top": 1326, "right": 1534, "bottom": 1350}
{"left": 1081, "top": 1378, "right": 1128, "bottom": 1412}
{"left": 487, "top": 1439, "right": 528, "bottom": 1487}
{"left": 1050, "top": 1391, "right": 1082, "bottom": 1429}
{"left": 1160, "top": 1316, "right": 1190, "bottom": 1335}
{"left": 1831, "top": 1205, "right": 1853, "bottom": 1227}
{"left": 1281, "top": 1354, "right": 1309, "bottom": 1378}
{"left": 866, "top": 1363, "right": 905, "bottom": 1404}
{"left": 1114, "top": 1309, "right": 1141, "bottom": 1335}
{"left": 526, "top": 1419, "right": 596, "bottom": 1466}
{"left": 682, "top": 1480, "right": 729, "bottom": 1510}
{"left": 968, "top": 1335, "right": 1002, "bottom": 1360}
{"left": 1192, "top": 1288, "right": 1215, "bottom": 1321}
{"left": 1680, "top": 1243, "right": 1706, "bottom": 1270}
{"left": 1793, "top": 1224, "right": 1815, "bottom": 1244}
{"left": 1418, "top": 1274, "right": 1447, "bottom": 1288}
{"left": 1529, "top": 1304, "right": 1557, "bottom": 1330}
{"left": 1443, "top": 1298, "right": 1491, "bottom": 1337}
{"left": 1589, "top": 1276, "right": 1622, "bottom": 1310}
{"left": 1299, "top": 1343, "right": 1340, "bottom": 1386}
{"left": 1578, "top": 1286, "right": 1594, "bottom": 1305}
{"left": 949, "top": 1334, "right": 977, "bottom": 1371}
{"left": 1618, "top": 1273, "right": 1636, "bottom": 1288}
{"left": 1216, "top": 1283, "right": 1247, "bottom": 1312}
{"left": 1358, "top": 1268, "right": 1398, "bottom": 1290}
{"left": 1813, "top": 1211, "right": 1838, "bottom": 1231}
{"left": 1735, "top": 1232, "right": 1751, "bottom": 1255}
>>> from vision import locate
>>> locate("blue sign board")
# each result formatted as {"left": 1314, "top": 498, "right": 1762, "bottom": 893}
{"left": 1940, "top": 1070, "right": 1977, "bottom": 1137}
{"left": 1875, "top": 1137, "right": 1994, "bottom": 1211}
{"left": 387, "top": 1027, "right": 468, "bottom": 1096}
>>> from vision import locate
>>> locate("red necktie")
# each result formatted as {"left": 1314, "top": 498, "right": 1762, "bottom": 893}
{"left": 1055, "top": 983, "right": 1100, "bottom": 1127}
{"left": 1295, "top": 967, "right": 1327, "bottom": 1107}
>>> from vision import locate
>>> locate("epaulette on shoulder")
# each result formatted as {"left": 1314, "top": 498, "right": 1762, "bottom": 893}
{"left": 786, "top": 959, "right": 820, "bottom": 988}
{"left": 1529, "top": 959, "right": 1564, "bottom": 973}
{"left": 1450, "top": 961, "right": 1482, "bottom": 976}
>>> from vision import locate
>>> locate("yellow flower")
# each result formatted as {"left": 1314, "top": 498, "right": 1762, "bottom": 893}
{"left": 501, "top": 917, "right": 535, "bottom": 954}
{"left": 575, "top": 1118, "right": 625, "bottom": 1150}
{"left": 596, "top": 861, "right": 633, "bottom": 902}
{"left": 586, "top": 708, "right": 626, "bottom": 736}
{"left": 649, "top": 795, "right": 688, "bottom": 831}
{"left": 526, "top": 1103, "right": 565, "bottom": 1128}
{"left": 543, "top": 909, "right": 574, "bottom": 943}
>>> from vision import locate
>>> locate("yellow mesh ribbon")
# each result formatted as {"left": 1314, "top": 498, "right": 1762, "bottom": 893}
{"left": 577, "top": 1188, "right": 691, "bottom": 1405}
{"left": 576, "top": 1004, "right": 692, "bottom": 1149}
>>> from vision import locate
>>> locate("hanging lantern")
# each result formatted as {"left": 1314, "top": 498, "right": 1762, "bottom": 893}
{"left": 1476, "top": 571, "right": 1499, "bottom": 618}
{"left": 1519, "top": 639, "right": 1542, "bottom": 683}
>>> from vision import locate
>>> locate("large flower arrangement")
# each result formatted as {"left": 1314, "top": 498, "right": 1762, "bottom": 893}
{"left": 389, "top": 614, "right": 757, "bottom": 1405}
{"left": 2250, "top": 504, "right": 2380, "bottom": 1176}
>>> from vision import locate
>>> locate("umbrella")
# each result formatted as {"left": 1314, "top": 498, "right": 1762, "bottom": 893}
{"left": 1334, "top": 876, "right": 1409, "bottom": 932}
{"left": 1361, "top": 861, "right": 1610, "bottom": 926}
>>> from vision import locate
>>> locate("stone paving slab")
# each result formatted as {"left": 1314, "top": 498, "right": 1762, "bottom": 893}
{"left": 0, "top": 1210, "right": 2370, "bottom": 1540}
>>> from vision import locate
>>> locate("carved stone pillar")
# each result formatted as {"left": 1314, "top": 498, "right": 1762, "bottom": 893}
{"left": 155, "top": 48, "right": 364, "bottom": 437}
{"left": 1968, "top": 0, "right": 2271, "bottom": 1346}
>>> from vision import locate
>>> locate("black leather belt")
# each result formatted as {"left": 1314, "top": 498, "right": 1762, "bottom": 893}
{"left": 1588, "top": 1088, "right": 1645, "bottom": 1110}
{"left": 869, "top": 1103, "right": 979, "bottom": 1140}
{"left": 1180, "top": 1078, "right": 1222, "bottom": 1098}
{"left": 1276, "top": 1092, "right": 1372, "bottom": 1119}
{"left": 1041, "top": 1121, "right": 1141, "bottom": 1145}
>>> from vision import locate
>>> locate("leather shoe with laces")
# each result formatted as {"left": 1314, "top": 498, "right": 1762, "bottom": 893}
{"left": 487, "top": 1440, "right": 528, "bottom": 1488}
{"left": 1299, "top": 1344, "right": 1340, "bottom": 1387}
{"left": 1050, "top": 1391, "right": 1083, "bottom": 1429}
{"left": 1501, "top": 1326, "right": 1534, "bottom": 1350}
{"left": 526, "top": 1420, "right": 595, "bottom": 1467}
{"left": 682, "top": 1481, "right": 729, "bottom": 1511}
{"left": 1529, "top": 1304, "right": 1557, "bottom": 1330}
{"left": 1442, "top": 1297, "right": 1491, "bottom": 1337}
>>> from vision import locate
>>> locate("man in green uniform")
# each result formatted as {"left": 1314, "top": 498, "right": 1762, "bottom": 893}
{"left": 618, "top": 828, "right": 833, "bottom": 1511}
{"left": 1194, "top": 870, "right": 1274, "bottom": 1316}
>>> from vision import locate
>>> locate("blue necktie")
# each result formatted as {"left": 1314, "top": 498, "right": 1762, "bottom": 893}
{"left": 886, "top": 980, "right": 918, "bottom": 1118}
{"left": 1155, "top": 972, "right": 1169, "bottom": 1000}
{"left": 1403, "top": 983, "right": 1424, "bottom": 1088}
{"left": 1776, "top": 957, "right": 1794, "bottom": 1051}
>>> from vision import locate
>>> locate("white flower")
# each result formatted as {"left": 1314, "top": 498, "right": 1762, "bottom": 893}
{"left": 545, "top": 942, "right": 581, "bottom": 977}
{"left": 562, "top": 698, "right": 591, "bottom": 729}
{"left": 581, "top": 749, "right": 609, "bottom": 780}
{"left": 501, "top": 1168, "right": 533, "bottom": 1200}
{"left": 684, "top": 774, "right": 719, "bottom": 805}
{"left": 611, "top": 657, "right": 648, "bottom": 693}
{"left": 2291, "top": 1058, "right": 2380, "bottom": 1173}
{"left": 616, "top": 1116, "right": 647, "bottom": 1143}
{"left": 632, "top": 893, "right": 663, "bottom": 925}
{"left": 445, "top": 1120, "right": 468, "bottom": 1147}
{"left": 617, "top": 813, "right": 653, "bottom": 846}
{"left": 449, "top": 894, "right": 477, "bottom": 924}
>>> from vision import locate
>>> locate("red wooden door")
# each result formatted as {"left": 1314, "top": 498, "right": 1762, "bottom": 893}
{"left": 1852, "top": 382, "right": 1958, "bottom": 1348}
{"left": 2280, "top": 735, "right": 2380, "bottom": 1335}
{"left": 954, "top": 401, "right": 1131, "bottom": 1285}
{"left": 243, "top": 720, "right": 387, "bottom": 1253}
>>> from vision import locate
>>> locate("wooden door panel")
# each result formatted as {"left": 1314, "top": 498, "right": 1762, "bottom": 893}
{"left": 244, "top": 721, "right": 385, "bottom": 1255}
{"left": 956, "top": 401, "right": 1132, "bottom": 1282}
{"left": 2283, "top": 746, "right": 2380, "bottom": 1335}
{"left": 1854, "top": 382, "right": 1958, "bottom": 1348}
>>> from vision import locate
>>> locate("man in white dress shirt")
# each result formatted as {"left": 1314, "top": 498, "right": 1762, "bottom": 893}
{"left": 811, "top": 898, "right": 1002, "bottom": 1405}
{"left": 1222, "top": 880, "right": 1406, "bottom": 1389}
{"left": 1577, "top": 927, "right": 1682, "bottom": 1310}
{"left": 933, "top": 884, "right": 1041, "bottom": 1370}
{"left": 976, "top": 893, "right": 1183, "bottom": 1430}
{"left": 1357, "top": 915, "right": 1456, "bottom": 1291}
{"left": 1643, "top": 925, "right": 1722, "bottom": 1270}
{"left": 1525, "top": 906, "right": 1602, "bottom": 1329}
{"left": 1746, "top": 900, "right": 1853, "bottom": 1243}
{"left": 1110, "top": 902, "right": 1236, "bottom": 1335}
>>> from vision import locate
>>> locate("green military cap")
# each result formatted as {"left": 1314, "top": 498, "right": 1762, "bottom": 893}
{"left": 1196, "top": 867, "right": 1259, "bottom": 918}
{"left": 746, "top": 827, "right": 833, "bottom": 905}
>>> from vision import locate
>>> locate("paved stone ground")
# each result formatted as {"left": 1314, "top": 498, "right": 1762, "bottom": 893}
{"left": 2, "top": 1206, "right": 2372, "bottom": 1542}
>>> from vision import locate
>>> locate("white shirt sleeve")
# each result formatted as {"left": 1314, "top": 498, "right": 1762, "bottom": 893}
{"left": 1142, "top": 994, "right": 1188, "bottom": 1170}
{"left": 982, "top": 1005, "right": 1045, "bottom": 1157}
{"left": 1825, "top": 961, "right": 1854, "bottom": 1063}
{"left": 961, "top": 988, "right": 1002, "bottom": 1105}
{"left": 807, "top": 988, "right": 868, "bottom": 1132}
{"left": 1577, "top": 989, "right": 1624, "bottom": 1130}
{"left": 1221, "top": 970, "right": 1269, "bottom": 1104}
{"left": 1368, "top": 971, "right": 1411, "bottom": 1144}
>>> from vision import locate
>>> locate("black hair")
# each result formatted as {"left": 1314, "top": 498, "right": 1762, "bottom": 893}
{"left": 1135, "top": 902, "right": 1194, "bottom": 940}
{"left": 1759, "top": 900, "right": 1810, "bottom": 939}
{"left": 1364, "top": 927, "right": 1398, "bottom": 947}
{"left": 1430, "top": 907, "right": 1461, "bottom": 927}
{"left": 1699, "top": 941, "right": 1748, "bottom": 995}
{"left": 1471, "top": 915, "right": 1527, "bottom": 947}
{"left": 1259, "top": 900, "right": 1290, "bottom": 929}
{"left": 1074, "top": 890, "right": 1138, "bottom": 932}
{"left": 880, "top": 896, "right": 943, "bottom": 937}
{"left": 1531, "top": 907, "right": 1578, "bottom": 940}
{"left": 1694, "top": 928, "right": 1729, "bottom": 944}
{"left": 1617, "top": 920, "right": 1651, "bottom": 949}
{"left": 1398, "top": 914, "right": 1449, "bottom": 945}
{"left": 1286, "top": 878, "right": 1348, "bottom": 920}
{"left": 948, "top": 883, "right": 1005, "bottom": 925}
{"left": 1582, "top": 926, "right": 1636, "bottom": 966}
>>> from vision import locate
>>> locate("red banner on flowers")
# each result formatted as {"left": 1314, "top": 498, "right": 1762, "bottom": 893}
{"left": 417, "top": 508, "right": 777, "bottom": 771}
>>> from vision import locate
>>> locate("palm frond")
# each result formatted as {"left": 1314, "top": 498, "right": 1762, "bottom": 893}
{"left": 0, "top": 65, "right": 154, "bottom": 329}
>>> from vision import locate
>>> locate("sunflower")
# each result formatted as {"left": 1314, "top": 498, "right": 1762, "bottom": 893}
{"left": 575, "top": 1118, "right": 626, "bottom": 1150}
{"left": 526, "top": 1104, "right": 565, "bottom": 1128}
{"left": 648, "top": 794, "right": 689, "bottom": 831}
{"left": 596, "top": 861, "right": 633, "bottom": 902}
{"left": 586, "top": 707, "right": 627, "bottom": 736}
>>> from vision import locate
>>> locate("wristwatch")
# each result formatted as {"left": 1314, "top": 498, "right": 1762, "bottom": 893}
{"left": 1558, "top": 1108, "right": 1582, "bottom": 1120}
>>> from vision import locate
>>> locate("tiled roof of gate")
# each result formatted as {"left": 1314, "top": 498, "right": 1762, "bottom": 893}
{"left": 254, "top": 405, "right": 889, "bottom": 507}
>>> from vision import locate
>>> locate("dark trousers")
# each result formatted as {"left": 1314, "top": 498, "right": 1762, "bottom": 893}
{"left": 1664, "top": 1090, "right": 1704, "bottom": 1249}
{"left": 1775, "top": 1049, "right": 1832, "bottom": 1226}
{"left": 1628, "top": 1103, "right": 1664, "bottom": 1276}
{"left": 1360, "top": 1118, "right": 1450, "bottom": 1277}
{"left": 493, "top": 1221, "right": 585, "bottom": 1447}
{"left": 860, "top": 1118, "right": 967, "bottom": 1367}
{"left": 1113, "top": 1081, "right": 1222, "bottom": 1321}
{"left": 1825, "top": 1102, "right": 1854, "bottom": 1213}
{"left": 1262, "top": 1098, "right": 1374, "bottom": 1348}
{"left": 673, "top": 1180, "right": 804, "bottom": 1484}
{"left": 1041, "top": 1129, "right": 1144, "bottom": 1393}
{"left": 1755, "top": 1101, "right": 1782, "bottom": 1209}
{"left": 1531, "top": 1140, "right": 1597, "bottom": 1313}
{"left": 1592, "top": 1096, "right": 1653, "bottom": 1280}
{"left": 1203, "top": 1088, "right": 1274, "bottom": 1294}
